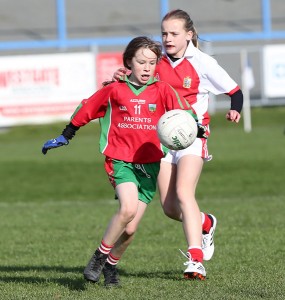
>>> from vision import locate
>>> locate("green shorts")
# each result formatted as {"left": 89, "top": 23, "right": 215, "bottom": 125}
{"left": 104, "top": 157, "right": 160, "bottom": 204}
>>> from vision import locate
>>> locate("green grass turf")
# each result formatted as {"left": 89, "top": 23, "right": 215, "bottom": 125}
{"left": 0, "top": 107, "right": 284, "bottom": 299}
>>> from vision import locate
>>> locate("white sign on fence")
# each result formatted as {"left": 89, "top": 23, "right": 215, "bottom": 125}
{"left": 0, "top": 52, "right": 96, "bottom": 126}
{"left": 263, "top": 44, "right": 285, "bottom": 98}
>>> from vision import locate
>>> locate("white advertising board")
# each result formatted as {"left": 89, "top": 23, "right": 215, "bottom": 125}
{"left": 0, "top": 52, "right": 96, "bottom": 126}
{"left": 263, "top": 44, "right": 285, "bottom": 98}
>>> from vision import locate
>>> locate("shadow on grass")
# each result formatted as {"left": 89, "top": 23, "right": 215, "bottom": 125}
{"left": 0, "top": 265, "right": 184, "bottom": 291}
{"left": 117, "top": 268, "right": 185, "bottom": 281}
{"left": 0, "top": 265, "right": 86, "bottom": 291}
{"left": 0, "top": 265, "right": 82, "bottom": 273}
{"left": 0, "top": 275, "right": 87, "bottom": 291}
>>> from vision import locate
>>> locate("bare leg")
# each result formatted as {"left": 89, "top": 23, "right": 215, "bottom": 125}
{"left": 157, "top": 160, "right": 182, "bottom": 221}
{"left": 109, "top": 200, "right": 148, "bottom": 258}
{"left": 102, "top": 182, "right": 140, "bottom": 246}
{"left": 176, "top": 154, "right": 204, "bottom": 247}
{"left": 83, "top": 183, "right": 147, "bottom": 283}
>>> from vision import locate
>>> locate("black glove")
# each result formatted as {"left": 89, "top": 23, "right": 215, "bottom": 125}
{"left": 197, "top": 123, "right": 208, "bottom": 139}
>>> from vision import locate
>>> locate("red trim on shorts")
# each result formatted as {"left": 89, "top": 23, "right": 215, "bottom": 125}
{"left": 201, "top": 138, "right": 209, "bottom": 159}
{"left": 104, "top": 157, "right": 116, "bottom": 188}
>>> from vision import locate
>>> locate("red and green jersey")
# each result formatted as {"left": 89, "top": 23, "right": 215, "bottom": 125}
{"left": 71, "top": 76, "right": 191, "bottom": 163}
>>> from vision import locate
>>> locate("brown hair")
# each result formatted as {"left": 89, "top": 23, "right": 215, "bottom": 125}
{"left": 123, "top": 36, "right": 162, "bottom": 70}
{"left": 162, "top": 9, "right": 198, "bottom": 48}
{"left": 102, "top": 36, "right": 162, "bottom": 86}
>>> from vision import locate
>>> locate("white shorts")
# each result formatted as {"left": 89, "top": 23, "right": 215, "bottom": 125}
{"left": 161, "top": 138, "right": 212, "bottom": 165}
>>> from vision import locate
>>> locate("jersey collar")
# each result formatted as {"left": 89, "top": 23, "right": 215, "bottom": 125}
{"left": 119, "top": 75, "right": 158, "bottom": 95}
{"left": 183, "top": 40, "right": 196, "bottom": 58}
{"left": 163, "top": 40, "right": 196, "bottom": 67}
{"left": 119, "top": 75, "right": 158, "bottom": 85}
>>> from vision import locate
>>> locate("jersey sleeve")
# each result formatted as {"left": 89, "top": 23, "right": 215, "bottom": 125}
{"left": 162, "top": 82, "right": 192, "bottom": 111}
{"left": 200, "top": 54, "right": 239, "bottom": 95}
{"left": 70, "top": 85, "right": 112, "bottom": 127}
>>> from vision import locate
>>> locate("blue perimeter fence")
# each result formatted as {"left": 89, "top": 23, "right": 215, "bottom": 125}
{"left": 0, "top": 0, "right": 285, "bottom": 52}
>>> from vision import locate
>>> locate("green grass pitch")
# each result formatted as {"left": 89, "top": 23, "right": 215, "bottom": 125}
{"left": 0, "top": 107, "right": 284, "bottom": 299}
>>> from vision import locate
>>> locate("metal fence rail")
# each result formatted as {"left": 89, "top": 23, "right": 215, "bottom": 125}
{"left": 0, "top": 0, "right": 285, "bottom": 52}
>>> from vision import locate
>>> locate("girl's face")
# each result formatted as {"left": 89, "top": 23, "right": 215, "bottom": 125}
{"left": 161, "top": 19, "right": 193, "bottom": 58}
{"left": 127, "top": 48, "right": 157, "bottom": 85}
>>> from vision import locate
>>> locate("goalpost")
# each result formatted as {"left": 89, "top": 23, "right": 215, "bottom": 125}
{"left": 241, "top": 49, "right": 255, "bottom": 133}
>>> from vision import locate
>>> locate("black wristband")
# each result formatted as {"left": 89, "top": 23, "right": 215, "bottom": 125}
{"left": 61, "top": 123, "right": 79, "bottom": 140}
{"left": 230, "top": 89, "right": 243, "bottom": 113}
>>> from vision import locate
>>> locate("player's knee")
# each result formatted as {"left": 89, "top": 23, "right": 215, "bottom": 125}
{"left": 162, "top": 204, "right": 179, "bottom": 220}
{"left": 176, "top": 187, "right": 194, "bottom": 206}
{"left": 163, "top": 205, "right": 173, "bottom": 217}
{"left": 125, "top": 226, "right": 137, "bottom": 236}
{"left": 118, "top": 207, "right": 136, "bottom": 223}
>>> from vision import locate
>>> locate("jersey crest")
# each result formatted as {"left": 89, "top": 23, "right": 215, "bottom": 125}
{"left": 183, "top": 77, "right": 192, "bottom": 88}
{"left": 148, "top": 104, "right": 156, "bottom": 112}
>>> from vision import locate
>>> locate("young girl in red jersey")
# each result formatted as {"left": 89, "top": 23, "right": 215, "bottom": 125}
{"left": 42, "top": 36, "right": 198, "bottom": 287}
{"left": 113, "top": 10, "right": 243, "bottom": 280}
{"left": 157, "top": 9, "right": 243, "bottom": 280}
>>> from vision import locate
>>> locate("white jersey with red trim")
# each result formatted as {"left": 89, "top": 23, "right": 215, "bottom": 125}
{"left": 155, "top": 41, "right": 240, "bottom": 126}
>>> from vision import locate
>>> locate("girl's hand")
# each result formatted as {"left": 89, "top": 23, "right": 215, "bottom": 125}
{"left": 112, "top": 67, "right": 128, "bottom": 81}
{"left": 226, "top": 110, "right": 241, "bottom": 123}
{"left": 42, "top": 135, "right": 69, "bottom": 155}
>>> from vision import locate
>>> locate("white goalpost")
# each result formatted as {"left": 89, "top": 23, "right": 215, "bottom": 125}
{"left": 241, "top": 49, "right": 255, "bottom": 133}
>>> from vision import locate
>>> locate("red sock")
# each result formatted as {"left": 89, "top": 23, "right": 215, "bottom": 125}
{"left": 98, "top": 240, "right": 114, "bottom": 255}
{"left": 202, "top": 213, "right": 212, "bottom": 234}
{"left": 107, "top": 253, "right": 120, "bottom": 265}
{"left": 188, "top": 247, "right": 203, "bottom": 263}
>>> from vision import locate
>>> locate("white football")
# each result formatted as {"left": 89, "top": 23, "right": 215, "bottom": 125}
{"left": 157, "top": 109, "right": 198, "bottom": 150}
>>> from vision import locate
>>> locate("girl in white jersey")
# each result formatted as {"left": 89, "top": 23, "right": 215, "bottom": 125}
{"left": 113, "top": 9, "right": 243, "bottom": 281}
{"left": 157, "top": 9, "right": 243, "bottom": 280}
